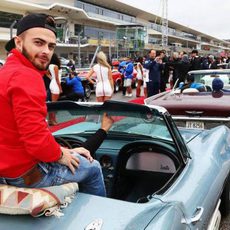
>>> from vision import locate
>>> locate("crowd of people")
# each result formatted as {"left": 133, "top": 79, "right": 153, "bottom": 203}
{"left": 41, "top": 46, "right": 230, "bottom": 105}
{"left": 116, "top": 49, "right": 230, "bottom": 98}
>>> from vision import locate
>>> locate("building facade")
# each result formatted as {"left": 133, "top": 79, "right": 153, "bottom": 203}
{"left": 0, "top": 0, "right": 229, "bottom": 66}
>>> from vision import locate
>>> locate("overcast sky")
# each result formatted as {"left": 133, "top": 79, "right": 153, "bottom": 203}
{"left": 118, "top": 0, "right": 230, "bottom": 40}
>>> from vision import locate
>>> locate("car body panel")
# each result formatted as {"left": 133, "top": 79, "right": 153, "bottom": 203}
{"left": 155, "top": 125, "right": 230, "bottom": 229}
{"left": 0, "top": 193, "right": 167, "bottom": 230}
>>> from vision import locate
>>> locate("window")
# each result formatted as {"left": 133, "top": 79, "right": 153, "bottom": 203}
{"left": 0, "top": 11, "right": 22, "bottom": 28}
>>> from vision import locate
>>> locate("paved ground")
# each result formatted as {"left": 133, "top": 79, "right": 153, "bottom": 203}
{"left": 221, "top": 214, "right": 230, "bottom": 229}
{"left": 88, "top": 88, "right": 142, "bottom": 102}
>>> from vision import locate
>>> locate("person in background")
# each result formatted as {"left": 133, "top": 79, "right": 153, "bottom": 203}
{"left": 190, "top": 49, "right": 201, "bottom": 70}
{"left": 208, "top": 55, "right": 218, "bottom": 69}
{"left": 200, "top": 55, "right": 209, "bottom": 69}
{"left": 135, "top": 57, "right": 144, "bottom": 97}
{"left": 212, "top": 77, "right": 224, "bottom": 98}
{"left": 170, "top": 54, "right": 191, "bottom": 87}
{"left": 180, "top": 75, "right": 206, "bottom": 92}
{"left": 65, "top": 71, "right": 85, "bottom": 101}
{"left": 144, "top": 49, "right": 163, "bottom": 97}
{"left": 123, "top": 57, "right": 134, "bottom": 97}
{"left": 87, "top": 51, "right": 114, "bottom": 102}
{"left": 48, "top": 53, "right": 62, "bottom": 125}
{"left": 158, "top": 50, "right": 168, "bottom": 92}
{"left": 142, "top": 59, "right": 149, "bottom": 98}
{"left": 67, "top": 59, "right": 75, "bottom": 71}
{"left": 0, "top": 13, "right": 114, "bottom": 197}
{"left": 43, "top": 73, "right": 51, "bottom": 101}
{"left": 118, "top": 58, "right": 128, "bottom": 95}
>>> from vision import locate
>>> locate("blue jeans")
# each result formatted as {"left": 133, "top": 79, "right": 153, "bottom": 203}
{"left": 0, "top": 153, "right": 106, "bottom": 197}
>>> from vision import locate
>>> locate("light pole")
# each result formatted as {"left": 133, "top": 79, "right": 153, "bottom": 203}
{"left": 109, "top": 33, "right": 112, "bottom": 62}
{"left": 78, "top": 30, "right": 83, "bottom": 68}
{"left": 10, "top": 20, "right": 18, "bottom": 39}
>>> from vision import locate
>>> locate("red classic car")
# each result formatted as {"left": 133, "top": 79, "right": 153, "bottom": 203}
{"left": 145, "top": 69, "right": 230, "bottom": 130}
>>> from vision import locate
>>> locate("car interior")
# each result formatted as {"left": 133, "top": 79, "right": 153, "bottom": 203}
{"left": 55, "top": 135, "right": 181, "bottom": 203}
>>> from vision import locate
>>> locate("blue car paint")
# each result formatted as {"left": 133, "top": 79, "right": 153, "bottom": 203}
{"left": 1, "top": 101, "right": 229, "bottom": 229}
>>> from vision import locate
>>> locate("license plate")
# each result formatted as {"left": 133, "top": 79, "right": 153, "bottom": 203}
{"left": 186, "top": 121, "right": 204, "bottom": 129}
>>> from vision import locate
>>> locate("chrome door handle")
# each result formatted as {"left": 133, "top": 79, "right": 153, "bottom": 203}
{"left": 181, "top": 207, "right": 204, "bottom": 225}
{"left": 191, "top": 207, "right": 204, "bottom": 224}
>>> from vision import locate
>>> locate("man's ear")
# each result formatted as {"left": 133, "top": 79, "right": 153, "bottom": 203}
{"left": 14, "top": 36, "right": 23, "bottom": 52}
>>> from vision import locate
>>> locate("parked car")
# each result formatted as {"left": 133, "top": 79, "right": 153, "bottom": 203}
{"left": 59, "top": 66, "right": 94, "bottom": 100}
{"left": 145, "top": 69, "right": 230, "bottom": 129}
{"left": 187, "top": 69, "right": 230, "bottom": 91}
{"left": 1, "top": 100, "right": 229, "bottom": 229}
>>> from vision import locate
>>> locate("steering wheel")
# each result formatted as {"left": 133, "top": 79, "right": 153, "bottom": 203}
{"left": 55, "top": 136, "right": 84, "bottom": 149}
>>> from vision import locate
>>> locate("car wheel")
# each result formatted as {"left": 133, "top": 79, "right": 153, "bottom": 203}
{"left": 220, "top": 176, "right": 230, "bottom": 216}
{"left": 84, "top": 84, "right": 91, "bottom": 99}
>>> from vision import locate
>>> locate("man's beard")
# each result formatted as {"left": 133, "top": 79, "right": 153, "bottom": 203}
{"left": 22, "top": 46, "right": 49, "bottom": 71}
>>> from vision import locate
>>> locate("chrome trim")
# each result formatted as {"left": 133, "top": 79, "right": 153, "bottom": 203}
{"left": 185, "top": 111, "right": 204, "bottom": 115}
{"left": 181, "top": 207, "right": 204, "bottom": 225}
{"left": 85, "top": 218, "right": 103, "bottom": 230}
{"left": 172, "top": 116, "right": 230, "bottom": 122}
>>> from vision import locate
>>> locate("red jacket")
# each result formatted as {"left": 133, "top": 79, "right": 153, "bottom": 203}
{"left": 0, "top": 49, "right": 61, "bottom": 178}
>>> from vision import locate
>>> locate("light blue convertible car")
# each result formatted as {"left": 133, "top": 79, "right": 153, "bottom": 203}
{"left": 1, "top": 100, "right": 230, "bottom": 229}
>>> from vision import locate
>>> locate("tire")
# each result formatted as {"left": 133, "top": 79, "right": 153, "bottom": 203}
{"left": 84, "top": 84, "right": 91, "bottom": 99}
{"left": 220, "top": 176, "right": 230, "bottom": 216}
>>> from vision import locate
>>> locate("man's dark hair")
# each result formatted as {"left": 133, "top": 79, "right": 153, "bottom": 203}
{"left": 191, "top": 49, "right": 198, "bottom": 54}
{"left": 50, "top": 53, "right": 61, "bottom": 68}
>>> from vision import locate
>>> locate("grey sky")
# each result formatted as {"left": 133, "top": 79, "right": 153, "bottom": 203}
{"left": 118, "top": 0, "right": 230, "bottom": 40}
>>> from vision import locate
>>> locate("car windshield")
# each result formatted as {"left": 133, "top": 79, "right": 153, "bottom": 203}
{"left": 189, "top": 70, "right": 230, "bottom": 90}
{"left": 48, "top": 101, "right": 172, "bottom": 142}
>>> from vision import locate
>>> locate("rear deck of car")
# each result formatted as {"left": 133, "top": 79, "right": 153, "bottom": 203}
{"left": 148, "top": 92, "right": 230, "bottom": 117}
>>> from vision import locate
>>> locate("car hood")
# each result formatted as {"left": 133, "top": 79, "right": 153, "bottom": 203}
{"left": 0, "top": 194, "right": 166, "bottom": 230}
{"left": 179, "top": 128, "right": 203, "bottom": 143}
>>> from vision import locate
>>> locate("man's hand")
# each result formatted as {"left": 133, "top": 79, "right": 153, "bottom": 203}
{"left": 72, "top": 147, "right": 93, "bottom": 162}
{"left": 101, "top": 113, "right": 114, "bottom": 133}
{"left": 154, "top": 56, "right": 162, "bottom": 64}
{"left": 58, "top": 147, "right": 80, "bottom": 174}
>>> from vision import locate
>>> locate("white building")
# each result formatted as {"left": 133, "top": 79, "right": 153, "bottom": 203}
{"left": 0, "top": 0, "right": 229, "bottom": 65}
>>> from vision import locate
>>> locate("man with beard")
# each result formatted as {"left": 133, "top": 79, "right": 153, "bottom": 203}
{"left": 0, "top": 13, "right": 113, "bottom": 196}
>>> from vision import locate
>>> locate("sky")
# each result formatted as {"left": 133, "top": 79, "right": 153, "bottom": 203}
{"left": 118, "top": 0, "right": 230, "bottom": 40}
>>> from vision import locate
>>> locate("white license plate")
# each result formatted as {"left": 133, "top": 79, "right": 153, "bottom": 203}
{"left": 186, "top": 121, "right": 204, "bottom": 129}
